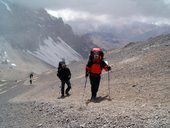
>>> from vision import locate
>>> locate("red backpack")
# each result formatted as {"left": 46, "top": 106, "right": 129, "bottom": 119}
{"left": 89, "top": 48, "right": 104, "bottom": 62}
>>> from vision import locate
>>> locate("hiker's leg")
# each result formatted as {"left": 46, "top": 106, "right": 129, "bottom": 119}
{"left": 61, "top": 81, "right": 65, "bottom": 96}
{"left": 95, "top": 76, "right": 101, "bottom": 94}
{"left": 30, "top": 79, "right": 32, "bottom": 84}
{"left": 90, "top": 75, "right": 101, "bottom": 98}
{"left": 90, "top": 76, "right": 97, "bottom": 98}
{"left": 65, "top": 80, "right": 71, "bottom": 95}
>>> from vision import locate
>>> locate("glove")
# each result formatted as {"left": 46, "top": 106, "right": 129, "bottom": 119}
{"left": 68, "top": 75, "right": 71, "bottom": 79}
{"left": 85, "top": 72, "right": 89, "bottom": 77}
{"left": 107, "top": 66, "right": 111, "bottom": 71}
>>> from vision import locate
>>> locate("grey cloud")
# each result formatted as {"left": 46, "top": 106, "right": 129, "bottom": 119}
{"left": 132, "top": 0, "right": 170, "bottom": 18}
{"left": 12, "top": 0, "right": 170, "bottom": 20}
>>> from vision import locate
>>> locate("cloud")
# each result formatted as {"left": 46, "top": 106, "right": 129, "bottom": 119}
{"left": 12, "top": 0, "right": 170, "bottom": 25}
{"left": 132, "top": 0, "right": 170, "bottom": 18}
{"left": 46, "top": 9, "right": 110, "bottom": 24}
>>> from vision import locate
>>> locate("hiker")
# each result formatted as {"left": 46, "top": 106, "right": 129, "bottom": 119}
{"left": 85, "top": 48, "right": 111, "bottom": 101}
{"left": 57, "top": 61, "right": 71, "bottom": 98}
{"left": 29, "top": 72, "right": 33, "bottom": 84}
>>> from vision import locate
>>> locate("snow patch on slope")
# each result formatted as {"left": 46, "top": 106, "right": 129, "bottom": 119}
{"left": 28, "top": 37, "right": 83, "bottom": 67}
{"left": 0, "top": 37, "right": 13, "bottom": 66}
{"left": 0, "top": 0, "right": 12, "bottom": 12}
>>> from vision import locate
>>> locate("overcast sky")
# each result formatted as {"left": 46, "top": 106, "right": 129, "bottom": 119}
{"left": 13, "top": 0, "right": 170, "bottom": 26}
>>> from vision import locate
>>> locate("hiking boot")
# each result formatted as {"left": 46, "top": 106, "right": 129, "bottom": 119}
{"left": 90, "top": 96, "right": 96, "bottom": 102}
{"left": 60, "top": 95, "right": 64, "bottom": 98}
{"left": 66, "top": 92, "right": 70, "bottom": 96}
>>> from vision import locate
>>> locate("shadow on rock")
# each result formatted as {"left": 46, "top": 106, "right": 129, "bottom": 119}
{"left": 94, "top": 95, "right": 111, "bottom": 103}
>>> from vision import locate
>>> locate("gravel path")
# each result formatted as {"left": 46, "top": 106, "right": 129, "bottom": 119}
{"left": 0, "top": 38, "right": 170, "bottom": 128}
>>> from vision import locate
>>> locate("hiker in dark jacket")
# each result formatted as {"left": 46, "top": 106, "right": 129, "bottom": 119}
{"left": 85, "top": 48, "right": 111, "bottom": 101}
{"left": 57, "top": 61, "right": 71, "bottom": 98}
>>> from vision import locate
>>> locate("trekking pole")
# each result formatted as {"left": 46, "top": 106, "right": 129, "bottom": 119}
{"left": 58, "top": 84, "right": 61, "bottom": 96}
{"left": 105, "top": 60, "right": 111, "bottom": 100}
{"left": 108, "top": 70, "right": 111, "bottom": 100}
{"left": 82, "top": 76, "right": 88, "bottom": 100}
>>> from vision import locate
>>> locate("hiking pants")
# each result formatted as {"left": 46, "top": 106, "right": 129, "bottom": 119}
{"left": 61, "top": 80, "right": 71, "bottom": 96}
{"left": 89, "top": 75, "right": 101, "bottom": 98}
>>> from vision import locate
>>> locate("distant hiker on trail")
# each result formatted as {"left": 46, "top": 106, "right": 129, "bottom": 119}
{"left": 29, "top": 72, "right": 33, "bottom": 84}
{"left": 57, "top": 61, "right": 71, "bottom": 98}
{"left": 85, "top": 48, "right": 111, "bottom": 101}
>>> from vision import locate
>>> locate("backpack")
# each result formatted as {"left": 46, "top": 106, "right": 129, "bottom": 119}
{"left": 89, "top": 48, "right": 104, "bottom": 62}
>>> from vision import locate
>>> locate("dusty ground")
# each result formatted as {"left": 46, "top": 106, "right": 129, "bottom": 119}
{"left": 0, "top": 36, "right": 170, "bottom": 128}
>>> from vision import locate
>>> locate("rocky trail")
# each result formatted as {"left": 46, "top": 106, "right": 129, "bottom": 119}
{"left": 0, "top": 37, "right": 170, "bottom": 128}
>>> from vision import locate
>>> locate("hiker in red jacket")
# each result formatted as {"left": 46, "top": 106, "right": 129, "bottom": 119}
{"left": 85, "top": 48, "right": 111, "bottom": 101}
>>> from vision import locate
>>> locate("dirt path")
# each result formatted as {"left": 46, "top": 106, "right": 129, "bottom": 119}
{"left": 0, "top": 42, "right": 170, "bottom": 128}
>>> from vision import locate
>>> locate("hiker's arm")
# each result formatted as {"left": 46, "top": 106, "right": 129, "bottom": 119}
{"left": 101, "top": 61, "right": 111, "bottom": 71}
{"left": 57, "top": 70, "right": 62, "bottom": 80}
{"left": 68, "top": 68, "right": 71, "bottom": 79}
{"left": 85, "top": 61, "right": 92, "bottom": 77}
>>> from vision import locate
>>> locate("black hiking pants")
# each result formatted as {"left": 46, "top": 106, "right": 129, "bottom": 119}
{"left": 61, "top": 80, "right": 71, "bottom": 96}
{"left": 89, "top": 75, "right": 101, "bottom": 98}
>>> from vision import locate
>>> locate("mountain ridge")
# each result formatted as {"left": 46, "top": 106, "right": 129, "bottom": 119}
{"left": 0, "top": 0, "right": 96, "bottom": 69}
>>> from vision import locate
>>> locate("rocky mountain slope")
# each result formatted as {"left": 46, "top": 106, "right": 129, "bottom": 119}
{"left": 0, "top": 0, "right": 96, "bottom": 69}
{"left": 0, "top": 34, "right": 170, "bottom": 127}
{"left": 71, "top": 21, "right": 170, "bottom": 45}
{"left": 0, "top": 37, "right": 53, "bottom": 81}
